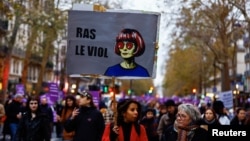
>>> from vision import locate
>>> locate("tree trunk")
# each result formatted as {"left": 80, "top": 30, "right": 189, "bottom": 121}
{"left": 21, "top": 28, "right": 38, "bottom": 85}
{"left": 35, "top": 28, "right": 56, "bottom": 94}
{"left": 221, "top": 62, "right": 231, "bottom": 91}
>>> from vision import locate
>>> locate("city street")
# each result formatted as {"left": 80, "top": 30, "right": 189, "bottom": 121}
{"left": 50, "top": 128, "right": 62, "bottom": 141}
{"left": 0, "top": 126, "right": 62, "bottom": 141}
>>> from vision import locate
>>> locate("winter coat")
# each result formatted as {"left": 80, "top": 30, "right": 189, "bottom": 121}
{"left": 157, "top": 112, "right": 176, "bottom": 140}
{"left": 14, "top": 112, "right": 51, "bottom": 141}
{"left": 162, "top": 124, "right": 208, "bottom": 141}
{"left": 230, "top": 116, "right": 250, "bottom": 126}
{"left": 102, "top": 123, "right": 148, "bottom": 141}
{"left": 140, "top": 117, "right": 159, "bottom": 141}
{"left": 64, "top": 106, "right": 105, "bottom": 141}
{"left": 6, "top": 100, "right": 22, "bottom": 124}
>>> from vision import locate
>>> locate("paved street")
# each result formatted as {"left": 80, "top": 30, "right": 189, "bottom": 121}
{"left": 51, "top": 129, "right": 62, "bottom": 141}
{"left": 0, "top": 126, "right": 63, "bottom": 141}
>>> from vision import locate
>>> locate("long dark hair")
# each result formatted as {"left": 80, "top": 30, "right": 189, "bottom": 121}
{"left": 62, "top": 95, "right": 77, "bottom": 117}
{"left": 116, "top": 99, "right": 142, "bottom": 135}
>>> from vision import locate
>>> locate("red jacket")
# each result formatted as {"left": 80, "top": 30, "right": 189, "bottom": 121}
{"left": 102, "top": 123, "right": 148, "bottom": 141}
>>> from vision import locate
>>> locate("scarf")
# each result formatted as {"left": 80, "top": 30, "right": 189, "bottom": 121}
{"left": 204, "top": 118, "right": 216, "bottom": 125}
{"left": 177, "top": 125, "right": 199, "bottom": 141}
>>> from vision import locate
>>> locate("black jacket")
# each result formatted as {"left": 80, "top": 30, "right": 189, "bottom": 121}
{"left": 6, "top": 100, "right": 22, "bottom": 124}
{"left": 14, "top": 112, "right": 51, "bottom": 141}
{"left": 162, "top": 124, "right": 208, "bottom": 141}
{"left": 64, "top": 106, "right": 105, "bottom": 141}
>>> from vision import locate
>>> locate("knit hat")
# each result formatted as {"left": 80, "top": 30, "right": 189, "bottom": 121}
{"left": 164, "top": 99, "right": 176, "bottom": 107}
{"left": 145, "top": 108, "right": 156, "bottom": 116}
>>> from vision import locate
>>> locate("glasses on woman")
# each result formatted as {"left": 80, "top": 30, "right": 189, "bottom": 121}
{"left": 29, "top": 102, "right": 38, "bottom": 105}
{"left": 176, "top": 113, "right": 188, "bottom": 119}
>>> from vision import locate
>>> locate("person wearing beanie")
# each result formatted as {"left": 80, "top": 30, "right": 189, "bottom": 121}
{"left": 157, "top": 99, "right": 177, "bottom": 141}
{"left": 140, "top": 108, "right": 159, "bottom": 141}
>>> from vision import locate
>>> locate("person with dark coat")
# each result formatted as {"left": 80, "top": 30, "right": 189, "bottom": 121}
{"left": 230, "top": 107, "right": 250, "bottom": 126}
{"left": 64, "top": 91, "right": 105, "bottom": 141}
{"left": 14, "top": 96, "right": 51, "bottom": 141}
{"left": 212, "top": 100, "right": 230, "bottom": 125}
{"left": 140, "top": 108, "right": 159, "bottom": 141}
{"left": 40, "top": 96, "right": 54, "bottom": 139}
{"left": 157, "top": 99, "right": 177, "bottom": 141}
{"left": 199, "top": 108, "right": 220, "bottom": 130}
{"left": 2, "top": 95, "right": 12, "bottom": 140}
{"left": 6, "top": 94, "right": 23, "bottom": 141}
{"left": 162, "top": 103, "right": 208, "bottom": 141}
{"left": 53, "top": 101, "right": 64, "bottom": 138}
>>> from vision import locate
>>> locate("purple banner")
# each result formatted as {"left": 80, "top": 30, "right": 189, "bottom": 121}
{"left": 89, "top": 91, "right": 100, "bottom": 109}
{"left": 16, "top": 84, "right": 25, "bottom": 95}
{"left": 40, "top": 94, "right": 53, "bottom": 105}
{"left": 48, "top": 82, "right": 59, "bottom": 104}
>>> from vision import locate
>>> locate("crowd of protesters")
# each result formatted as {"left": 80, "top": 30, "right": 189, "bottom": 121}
{"left": 0, "top": 91, "right": 250, "bottom": 141}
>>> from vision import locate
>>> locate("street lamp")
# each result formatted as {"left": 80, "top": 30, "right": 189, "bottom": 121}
{"left": 71, "top": 83, "right": 77, "bottom": 94}
{"left": 233, "top": 84, "right": 240, "bottom": 109}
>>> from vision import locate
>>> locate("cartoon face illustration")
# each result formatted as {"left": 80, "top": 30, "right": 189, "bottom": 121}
{"left": 114, "top": 29, "right": 145, "bottom": 57}
{"left": 117, "top": 41, "right": 136, "bottom": 58}
{"left": 104, "top": 28, "right": 150, "bottom": 77}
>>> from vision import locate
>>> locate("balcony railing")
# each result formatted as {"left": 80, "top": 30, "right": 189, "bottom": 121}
{"left": 0, "top": 45, "right": 8, "bottom": 57}
{"left": 0, "top": 19, "right": 8, "bottom": 30}
{"left": 245, "top": 53, "right": 250, "bottom": 62}
{"left": 30, "top": 54, "right": 42, "bottom": 63}
{"left": 244, "top": 70, "right": 250, "bottom": 78}
{"left": 12, "top": 47, "right": 25, "bottom": 57}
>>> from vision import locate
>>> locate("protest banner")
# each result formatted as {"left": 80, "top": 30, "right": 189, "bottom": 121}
{"left": 66, "top": 10, "right": 160, "bottom": 78}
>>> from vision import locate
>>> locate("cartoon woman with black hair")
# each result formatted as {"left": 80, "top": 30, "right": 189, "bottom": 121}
{"left": 104, "top": 28, "right": 150, "bottom": 77}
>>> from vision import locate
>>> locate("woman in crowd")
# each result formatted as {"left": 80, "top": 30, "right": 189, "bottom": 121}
{"left": 14, "top": 96, "right": 51, "bottom": 141}
{"left": 200, "top": 108, "right": 220, "bottom": 130}
{"left": 230, "top": 107, "right": 250, "bottom": 126}
{"left": 162, "top": 103, "right": 208, "bottom": 141}
{"left": 59, "top": 95, "right": 78, "bottom": 141}
{"left": 102, "top": 98, "right": 148, "bottom": 141}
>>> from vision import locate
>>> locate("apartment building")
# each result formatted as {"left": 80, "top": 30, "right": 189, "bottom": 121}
{"left": 0, "top": 0, "right": 67, "bottom": 94}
